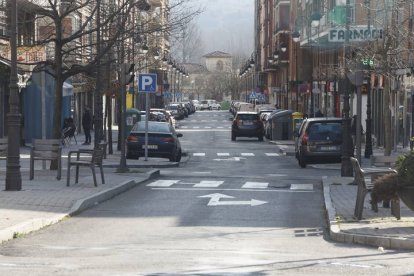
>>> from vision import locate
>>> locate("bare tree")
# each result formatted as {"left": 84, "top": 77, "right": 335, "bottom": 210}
{"left": 354, "top": 0, "right": 414, "bottom": 155}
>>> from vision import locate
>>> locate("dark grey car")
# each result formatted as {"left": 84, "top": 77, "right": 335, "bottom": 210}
{"left": 294, "top": 117, "right": 343, "bottom": 168}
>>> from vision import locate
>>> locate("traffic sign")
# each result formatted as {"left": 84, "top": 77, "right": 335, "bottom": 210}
{"left": 138, "top": 74, "right": 157, "bottom": 93}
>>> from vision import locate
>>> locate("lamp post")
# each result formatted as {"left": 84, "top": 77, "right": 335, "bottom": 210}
{"left": 6, "top": 0, "right": 22, "bottom": 190}
{"left": 292, "top": 31, "right": 301, "bottom": 112}
{"left": 310, "top": 12, "right": 321, "bottom": 117}
{"left": 341, "top": 0, "right": 353, "bottom": 176}
{"left": 364, "top": 0, "right": 373, "bottom": 158}
{"left": 280, "top": 42, "right": 288, "bottom": 109}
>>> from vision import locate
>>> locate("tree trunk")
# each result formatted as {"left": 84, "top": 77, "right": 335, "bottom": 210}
{"left": 384, "top": 76, "right": 392, "bottom": 156}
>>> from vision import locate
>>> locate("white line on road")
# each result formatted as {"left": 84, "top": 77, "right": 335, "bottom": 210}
{"left": 193, "top": 153, "right": 206, "bottom": 156}
{"left": 241, "top": 153, "right": 255, "bottom": 156}
{"left": 290, "top": 184, "right": 314, "bottom": 190}
{"left": 217, "top": 153, "right": 230, "bottom": 156}
{"left": 265, "top": 153, "right": 280, "bottom": 157}
{"left": 151, "top": 187, "right": 314, "bottom": 193}
{"left": 242, "top": 182, "right": 269, "bottom": 189}
{"left": 147, "top": 180, "right": 180, "bottom": 187}
{"left": 194, "top": 180, "right": 224, "bottom": 188}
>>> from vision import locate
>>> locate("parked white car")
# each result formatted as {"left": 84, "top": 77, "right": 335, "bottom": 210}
{"left": 209, "top": 100, "right": 221, "bottom": 110}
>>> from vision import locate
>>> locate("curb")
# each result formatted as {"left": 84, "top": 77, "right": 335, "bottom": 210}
{"left": 323, "top": 177, "right": 414, "bottom": 250}
{"left": 102, "top": 155, "right": 190, "bottom": 169}
{"left": 0, "top": 169, "right": 160, "bottom": 244}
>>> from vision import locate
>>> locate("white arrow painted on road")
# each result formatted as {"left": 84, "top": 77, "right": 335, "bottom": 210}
{"left": 199, "top": 193, "right": 267, "bottom": 206}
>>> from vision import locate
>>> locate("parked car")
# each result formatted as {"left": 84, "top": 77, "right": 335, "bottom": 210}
{"left": 192, "top": 100, "right": 201, "bottom": 110}
{"left": 126, "top": 121, "right": 183, "bottom": 162}
{"left": 294, "top": 117, "right": 343, "bottom": 168}
{"left": 166, "top": 103, "right": 185, "bottom": 120}
{"left": 209, "top": 100, "right": 221, "bottom": 110}
{"left": 200, "top": 100, "right": 211, "bottom": 110}
{"left": 231, "top": 112, "right": 264, "bottom": 141}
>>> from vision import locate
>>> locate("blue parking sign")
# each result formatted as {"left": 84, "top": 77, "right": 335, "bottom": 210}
{"left": 138, "top": 74, "right": 157, "bottom": 93}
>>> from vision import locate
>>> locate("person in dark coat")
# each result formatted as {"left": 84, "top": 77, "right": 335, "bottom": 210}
{"left": 82, "top": 107, "right": 92, "bottom": 145}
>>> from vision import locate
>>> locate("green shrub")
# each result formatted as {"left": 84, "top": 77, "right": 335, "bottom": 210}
{"left": 395, "top": 151, "right": 414, "bottom": 187}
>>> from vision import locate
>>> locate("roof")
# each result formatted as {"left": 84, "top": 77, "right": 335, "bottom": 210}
{"left": 203, "top": 51, "right": 232, "bottom": 58}
{"left": 181, "top": 63, "right": 208, "bottom": 74}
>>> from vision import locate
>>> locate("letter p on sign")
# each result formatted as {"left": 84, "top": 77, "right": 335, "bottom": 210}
{"left": 138, "top": 73, "right": 157, "bottom": 93}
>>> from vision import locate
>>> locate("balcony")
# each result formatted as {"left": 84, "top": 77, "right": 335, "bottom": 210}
{"left": 148, "top": 0, "right": 162, "bottom": 8}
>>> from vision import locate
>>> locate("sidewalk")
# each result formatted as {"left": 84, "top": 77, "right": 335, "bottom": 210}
{"left": 272, "top": 140, "right": 414, "bottom": 250}
{"left": 0, "top": 140, "right": 187, "bottom": 244}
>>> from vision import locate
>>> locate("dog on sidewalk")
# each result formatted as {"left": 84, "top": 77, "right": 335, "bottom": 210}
{"left": 370, "top": 173, "right": 399, "bottom": 212}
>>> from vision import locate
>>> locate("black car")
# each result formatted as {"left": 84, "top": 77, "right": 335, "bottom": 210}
{"left": 294, "top": 117, "right": 343, "bottom": 168}
{"left": 166, "top": 104, "right": 185, "bottom": 120}
{"left": 126, "top": 121, "right": 183, "bottom": 162}
{"left": 231, "top": 112, "right": 264, "bottom": 141}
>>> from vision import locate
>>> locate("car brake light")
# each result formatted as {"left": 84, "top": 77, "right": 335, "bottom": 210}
{"left": 127, "top": 136, "right": 139, "bottom": 142}
{"left": 163, "top": 137, "right": 174, "bottom": 143}
{"left": 302, "top": 133, "right": 309, "bottom": 145}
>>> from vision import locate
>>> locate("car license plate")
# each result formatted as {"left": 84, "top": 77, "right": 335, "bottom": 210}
{"left": 142, "top": 145, "right": 158, "bottom": 149}
{"left": 321, "top": 146, "right": 337, "bottom": 151}
{"left": 243, "top": 121, "right": 253, "bottom": 126}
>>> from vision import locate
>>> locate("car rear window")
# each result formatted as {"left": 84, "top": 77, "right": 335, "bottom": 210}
{"left": 201, "top": 101, "right": 208, "bottom": 104}
{"left": 308, "top": 122, "right": 342, "bottom": 141}
{"left": 133, "top": 122, "right": 171, "bottom": 133}
{"left": 237, "top": 114, "right": 259, "bottom": 121}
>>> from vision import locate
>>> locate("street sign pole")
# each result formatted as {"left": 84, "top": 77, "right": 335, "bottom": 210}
{"left": 138, "top": 73, "right": 157, "bottom": 162}
{"left": 145, "top": 89, "right": 149, "bottom": 161}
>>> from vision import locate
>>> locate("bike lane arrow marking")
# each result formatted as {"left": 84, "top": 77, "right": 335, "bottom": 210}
{"left": 199, "top": 193, "right": 267, "bottom": 206}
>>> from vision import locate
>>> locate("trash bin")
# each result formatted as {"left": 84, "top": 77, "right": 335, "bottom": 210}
{"left": 292, "top": 112, "right": 304, "bottom": 134}
{"left": 125, "top": 108, "right": 141, "bottom": 137}
{"left": 271, "top": 110, "right": 293, "bottom": 140}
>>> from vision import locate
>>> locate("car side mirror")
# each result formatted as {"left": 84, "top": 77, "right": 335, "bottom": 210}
{"left": 177, "top": 133, "right": 183, "bottom": 138}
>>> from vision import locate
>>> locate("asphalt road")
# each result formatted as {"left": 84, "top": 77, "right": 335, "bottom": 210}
{"left": 0, "top": 110, "right": 413, "bottom": 275}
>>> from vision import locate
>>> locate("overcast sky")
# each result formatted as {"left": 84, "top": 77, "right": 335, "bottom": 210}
{"left": 191, "top": 0, "right": 254, "bottom": 57}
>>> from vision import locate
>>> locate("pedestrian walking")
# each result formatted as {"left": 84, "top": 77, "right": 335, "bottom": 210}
{"left": 82, "top": 107, "right": 92, "bottom": 145}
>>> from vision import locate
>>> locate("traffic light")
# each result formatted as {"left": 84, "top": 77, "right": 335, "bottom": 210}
{"left": 121, "top": 63, "right": 135, "bottom": 85}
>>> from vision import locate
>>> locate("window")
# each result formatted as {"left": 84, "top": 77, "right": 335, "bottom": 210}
{"left": 216, "top": 60, "right": 224, "bottom": 71}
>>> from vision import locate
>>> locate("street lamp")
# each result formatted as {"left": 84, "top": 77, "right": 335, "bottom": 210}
{"left": 292, "top": 31, "right": 301, "bottom": 111}
{"left": 6, "top": 0, "right": 22, "bottom": 190}
{"left": 280, "top": 42, "right": 289, "bottom": 109}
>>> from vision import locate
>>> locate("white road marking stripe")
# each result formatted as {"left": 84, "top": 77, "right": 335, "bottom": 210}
{"left": 193, "top": 126, "right": 200, "bottom": 129}
{"left": 242, "top": 182, "right": 269, "bottom": 189}
{"left": 217, "top": 153, "right": 230, "bottom": 156}
{"left": 147, "top": 180, "right": 180, "bottom": 187}
{"left": 290, "top": 184, "right": 314, "bottom": 190}
{"left": 193, "top": 153, "right": 206, "bottom": 156}
{"left": 204, "top": 126, "right": 212, "bottom": 129}
{"left": 241, "top": 153, "right": 255, "bottom": 156}
{"left": 194, "top": 180, "right": 224, "bottom": 188}
{"left": 217, "top": 126, "right": 224, "bottom": 129}
{"left": 152, "top": 187, "right": 313, "bottom": 193}
{"left": 265, "top": 153, "right": 280, "bottom": 156}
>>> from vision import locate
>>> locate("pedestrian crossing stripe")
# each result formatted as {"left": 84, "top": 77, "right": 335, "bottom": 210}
{"left": 242, "top": 182, "right": 268, "bottom": 189}
{"left": 192, "top": 152, "right": 280, "bottom": 157}
{"left": 194, "top": 180, "right": 224, "bottom": 188}
{"left": 147, "top": 180, "right": 180, "bottom": 187}
{"left": 265, "top": 153, "right": 280, "bottom": 157}
{"left": 146, "top": 180, "right": 314, "bottom": 190}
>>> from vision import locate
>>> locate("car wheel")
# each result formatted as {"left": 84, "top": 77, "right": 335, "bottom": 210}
{"left": 258, "top": 136, "right": 263, "bottom": 141}
{"left": 231, "top": 133, "right": 236, "bottom": 141}
{"left": 298, "top": 153, "right": 307, "bottom": 168}
{"left": 175, "top": 150, "right": 182, "bottom": 162}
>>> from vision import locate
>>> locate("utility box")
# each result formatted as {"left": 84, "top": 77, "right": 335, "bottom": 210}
{"left": 292, "top": 112, "right": 304, "bottom": 134}
{"left": 125, "top": 108, "right": 141, "bottom": 137}
{"left": 271, "top": 110, "right": 293, "bottom": 140}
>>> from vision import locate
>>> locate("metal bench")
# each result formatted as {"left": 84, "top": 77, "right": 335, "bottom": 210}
{"left": 66, "top": 144, "right": 105, "bottom": 187}
{"left": 370, "top": 155, "right": 398, "bottom": 167}
{"left": 30, "top": 139, "right": 62, "bottom": 180}
{"left": 350, "top": 157, "right": 400, "bottom": 220}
